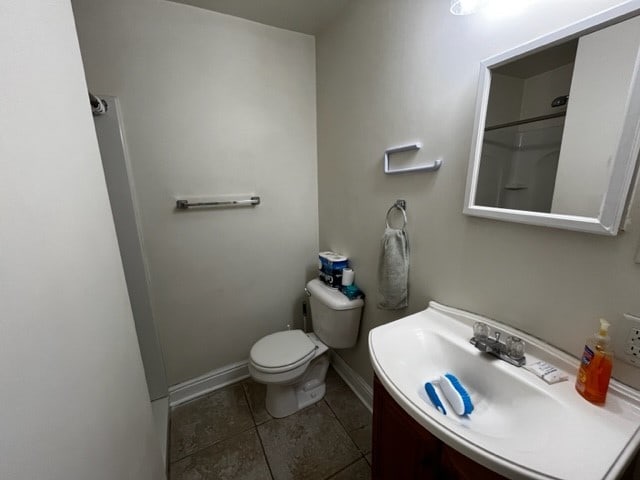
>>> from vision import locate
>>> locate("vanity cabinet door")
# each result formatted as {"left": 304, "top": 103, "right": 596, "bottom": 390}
{"left": 440, "top": 444, "right": 507, "bottom": 480}
{"left": 373, "top": 375, "right": 506, "bottom": 480}
{"left": 373, "top": 376, "right": 441, "bottom": 479}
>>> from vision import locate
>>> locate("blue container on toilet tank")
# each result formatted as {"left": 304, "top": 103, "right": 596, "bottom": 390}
{"left": 318, "top": 251, "right": 348, "bottom": 289}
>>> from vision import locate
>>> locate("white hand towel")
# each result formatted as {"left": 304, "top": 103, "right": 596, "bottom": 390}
{"left": 378, "top": 227, "right": 409, "bottom": 309}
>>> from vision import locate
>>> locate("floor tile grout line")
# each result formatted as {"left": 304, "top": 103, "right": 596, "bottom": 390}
{"left": 323, "top": 456, "right": 367, "bottom": 480}
{"left": 169, "top": 379, "right": 278, "bottom": 467}
{"left": 255, "top": 400, "right": 363, "bottom": 480}
{"left": 169, "top": 381, "right": 253, "bottom": 463}
{"left": 325, "top": 380, "right": 371, "bottom": 418}
{"left": 170, "top": 379, "right": 263, "bottom": 464}
{"left": 322, "top": 397, "right": 370, "bottom": 455}
{"left": 324, "top": 402, "right": 371, "bottom": 461}
{"left": 169, "top": 374, "right": 370, "bottom": 477}
{"left": 168, "top": 422, "right": 257, "bottom": 465}
{"left": 241, "top": 382, "right": 276, "bottom": 480}
{"left": 241, "top": 380, "right": 260, "bottom": 427}
{"left": 254, "top": 424, "right": 276, "bottom": 480}
{"left": 324, "top": 381, "right": 371, "bottom": 428}
{"left": 241, "top": 380, "right": 275, "bottom": 426}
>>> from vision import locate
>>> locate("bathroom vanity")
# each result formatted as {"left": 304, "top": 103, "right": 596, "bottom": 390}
{"left": 373, "top": 374, "right": 505, "bottom": 479}
{"left": 368, "top": 303, "right": 640, "bottom": 480}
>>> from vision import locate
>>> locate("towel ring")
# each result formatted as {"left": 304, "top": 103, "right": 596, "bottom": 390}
{"left": 386, "top": 203, "right": 407, "bottom": 230}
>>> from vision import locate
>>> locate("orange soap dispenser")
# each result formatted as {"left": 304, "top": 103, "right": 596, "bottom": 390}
{"left": 575, "top": 319, "right": 613, "bottom": 404}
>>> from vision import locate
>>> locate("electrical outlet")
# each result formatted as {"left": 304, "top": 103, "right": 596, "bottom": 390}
{"left": 625, "top": 343, "right": 640, "bottom": 363}
{"left": 618, "top": 314, "right": 640, "bottom": 367}
{"left": 627, "top": 327, "right": 640, "bottom": 345}
{"left": 625, "top": 343, "right": 640, "bottom": 354}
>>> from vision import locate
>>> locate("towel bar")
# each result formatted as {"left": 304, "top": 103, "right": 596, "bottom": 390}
{"left": 176, "top": 196, "right": 260, "bottom": 210}
{"left": 384, "top": 143, "right": 442, "bottom": 174}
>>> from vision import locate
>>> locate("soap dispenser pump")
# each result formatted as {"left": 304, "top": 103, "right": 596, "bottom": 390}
{"left": 575, "top": 319, "right": 613, "bottom": 404}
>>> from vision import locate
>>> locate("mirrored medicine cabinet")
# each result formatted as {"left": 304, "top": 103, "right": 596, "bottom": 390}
{"left": 464, "top": 3, "right": 640, "bottom": 235}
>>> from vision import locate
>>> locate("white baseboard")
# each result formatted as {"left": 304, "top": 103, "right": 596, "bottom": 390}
{"left": 168, "top": 354, "right": 373, "bottom": 412}
{"left": 168, "top": 360, "right": 250, "bottom": 407}
{"left": 330, "top": 352, "right": 373, "bottom": 412}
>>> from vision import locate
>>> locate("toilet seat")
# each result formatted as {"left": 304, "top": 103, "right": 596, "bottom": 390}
{"left": 250, "top": 330, "right": 317, "bottom": 374}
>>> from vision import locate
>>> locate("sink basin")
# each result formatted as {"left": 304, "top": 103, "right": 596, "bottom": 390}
{"left": 369, "top": 302, "right": 640, "bottom": 480}
{"left": 378, "top": 327, "right": 566, "bottom": 445}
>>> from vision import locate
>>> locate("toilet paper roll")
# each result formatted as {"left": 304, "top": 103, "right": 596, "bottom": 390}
{"left": 342, "top": 268, "right": 355, "bottom": 286}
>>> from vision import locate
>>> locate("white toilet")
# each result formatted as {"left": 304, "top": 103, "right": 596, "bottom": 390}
{"left": 248, "top": 278, "right": 364, "bottom": 418}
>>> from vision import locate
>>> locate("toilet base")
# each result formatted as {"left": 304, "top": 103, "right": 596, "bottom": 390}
{"left": 264, "top": 353, "right": 330, "bottom": 418}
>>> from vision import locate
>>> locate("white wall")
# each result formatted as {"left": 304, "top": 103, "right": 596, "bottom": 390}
{"left": 317, "top": 0, "right": 640, "bottom": 391}
{"left": 71, "top": 0, "right": 319, "bottom": 385}
{"left": 0, "top": 2, "right": 164, "bottom": 479}
{"left": 94, "top": 97, "right": 168, "bottom": 401}
{"left": 519, "top": 63, "right": 573, "bottom": 119}
{"left": 553, "top": 16, "right": 640, "bottom": 217}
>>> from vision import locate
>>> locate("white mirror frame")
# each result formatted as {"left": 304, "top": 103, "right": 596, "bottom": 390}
{"left": 464, "top": 1, "right": 640, "bottom": 235}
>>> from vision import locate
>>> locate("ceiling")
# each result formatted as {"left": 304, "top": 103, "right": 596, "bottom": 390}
{"left": 168, "top": 0, "right": 350, "bottom": 35}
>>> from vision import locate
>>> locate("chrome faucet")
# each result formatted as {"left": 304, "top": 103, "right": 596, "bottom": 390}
{"left": 470, "top": 322, "right": 526, "bottom": 367}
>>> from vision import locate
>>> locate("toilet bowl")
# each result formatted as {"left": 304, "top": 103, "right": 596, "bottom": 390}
{"left": 248, "top": 279, "right": 364, "bottom": 418}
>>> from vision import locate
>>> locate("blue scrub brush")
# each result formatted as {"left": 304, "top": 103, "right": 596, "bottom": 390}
{"left": 425, "top": 381, "right": 447, "bottom": 414}
{"left": 424, "top": 373, "right": 474, "bottom": 416}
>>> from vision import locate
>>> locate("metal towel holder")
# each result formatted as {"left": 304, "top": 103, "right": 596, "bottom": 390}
{"left": 386, "top": 200, "right": 407, "bottom": 230}
{"left": 175, "top": 195, "right": 260, "bottom": 210}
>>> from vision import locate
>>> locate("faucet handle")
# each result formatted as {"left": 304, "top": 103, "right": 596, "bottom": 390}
{"left": 506, "top": 336, "right": 525, "bottom": 359}
{"left": 473, "top": 322, "right": 490, "bottom": 339}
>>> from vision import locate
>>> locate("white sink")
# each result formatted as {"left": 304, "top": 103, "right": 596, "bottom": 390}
{"left": 369, "top": 302, "right": 640, "bottom": 480}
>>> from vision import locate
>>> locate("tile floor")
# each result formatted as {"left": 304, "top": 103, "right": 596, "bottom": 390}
{"left": 169, "top": 367, "right": 372, "bottom": 480}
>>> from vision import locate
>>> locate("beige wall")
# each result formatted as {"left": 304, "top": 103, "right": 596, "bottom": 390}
{"left": 0, "top": 1, "right": 164, "bottom": 478}
{"left": 317, "top": 0, "right": 640, "bottom": 390}
{"left": 72, "top": 0, "right": 319, "bottom": 385}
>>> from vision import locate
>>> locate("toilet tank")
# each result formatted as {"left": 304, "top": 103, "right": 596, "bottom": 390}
{"left": 306, "top": 279, "right": 364, "bottom": 349}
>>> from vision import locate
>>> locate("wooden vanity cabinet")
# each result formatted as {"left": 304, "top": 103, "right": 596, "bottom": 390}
{"left": 372, "top": 375, "right": 506, "bottom": 480}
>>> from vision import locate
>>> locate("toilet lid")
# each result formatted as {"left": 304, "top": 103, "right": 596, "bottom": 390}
{"left": 250, "top": 330, "right": 317, "bottom": 371}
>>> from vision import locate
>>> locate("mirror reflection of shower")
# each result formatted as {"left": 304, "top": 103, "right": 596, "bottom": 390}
{"left": 478, "top": 117, "right": 564, "bottom": 212}
{"left": 466, "top": 13, "right": 640, "bottom": 233}
{"left": 475, "top": 40, "right": 576, "bottom": 213}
